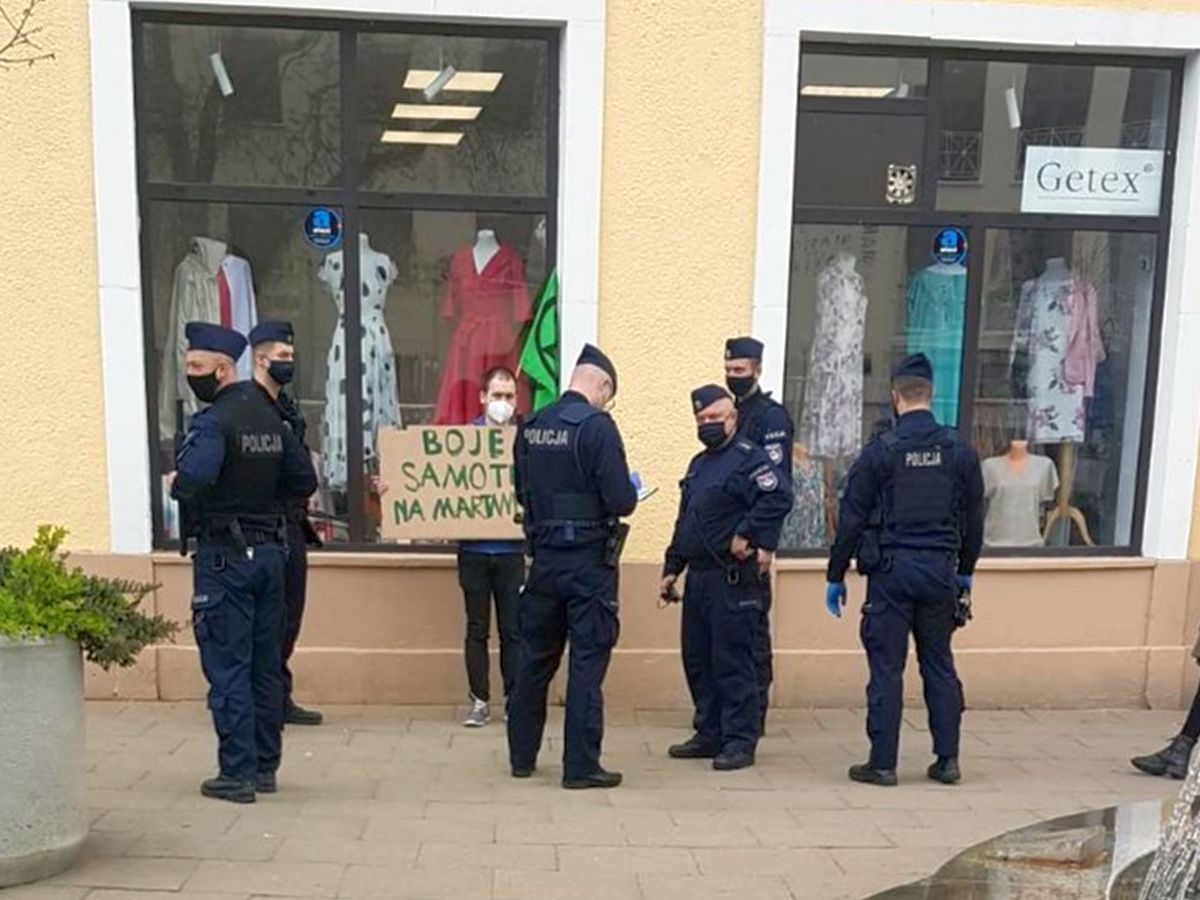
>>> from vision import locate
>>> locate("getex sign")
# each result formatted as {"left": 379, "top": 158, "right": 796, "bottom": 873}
{"left": 1022, "top": 146, "right": 1164, "bottom": 217}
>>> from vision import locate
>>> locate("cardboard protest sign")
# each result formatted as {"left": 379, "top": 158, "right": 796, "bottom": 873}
{"left": 377, "top": 426, "right": 523, "bottom": 541}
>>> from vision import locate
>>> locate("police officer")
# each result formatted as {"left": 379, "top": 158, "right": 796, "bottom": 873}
{"left": 248, "top": 321, "right": 324, "bottom": 727}
{"left": 825, "top": 353, "right": 983, "bottom": 787}
{"left": 172, "top": 323, "right": 318, "bottom": 803}
{"left": 723, "top": 336, "right": 795, "bottom": 734}
{"left": 662, "top": 385, "right": 793, "bottom": 770}
{"left": 507, "top": 344, "right": 638, "bottom": 789}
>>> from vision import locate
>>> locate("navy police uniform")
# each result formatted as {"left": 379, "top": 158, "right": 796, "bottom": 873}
{"left": 249, "top": 320, "right": 323, "bottom": 726}
{"left": 827, "top": 354, "right": 983, "bottom": 776}
{"left": 173, "top": 323, "right": 318, "bottom": 799}
{"left": 507, "top": 345, "right": 638, "bottom": 786}
{"left": 664, "top": 385, "right": 793, "bottom": 764}
{"left": 725, "top": 337, "right": 795, "bottom": 731}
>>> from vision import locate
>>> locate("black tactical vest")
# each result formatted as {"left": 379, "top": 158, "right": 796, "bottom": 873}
{"left": 202, "top": 383, "right": 289, "bottom": 521}
{"left": 880, "top": 427, "right": 961, "bottom": 552}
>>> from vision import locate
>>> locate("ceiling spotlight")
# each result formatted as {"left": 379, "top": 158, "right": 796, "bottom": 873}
{"left": 422, "top": 65, "right": 456, "bottom": 101}
{"left": 209, "top": 52, "right": 234, "bottom": 97}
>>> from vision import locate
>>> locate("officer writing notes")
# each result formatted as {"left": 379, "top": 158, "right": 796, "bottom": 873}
{"left": 662, "top": 386, "right": 793, "bottom": 771}
{"left": 825, "top": 353, "right": 983, "bottom": 787}
{"left": 248, "top": 321, "right": 324, "bottom": 727}
{"left": 172, "top": 323, "right": 318, "bottom": 803}
{"left": 507, "top": 345, "right": 638, "bottom": 789}
{"left": 723, "top": 336, "right": 794, "bottom": 734}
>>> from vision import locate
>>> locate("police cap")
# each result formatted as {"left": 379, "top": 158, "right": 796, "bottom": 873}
{"left": 185, "top": 322, "right": 247, "bottom": 361}
{"left": 577, "top": 343, "right": 618, "bottom": 396}
{"left": 892, "top": 352, "right": 933, "bottom": 384}
{"left": 248, "top": 320, "right": 294, "bottom": 348}
{"left": 724, "top": 336, "right": 764, "bottom": 361}
{"left": 691, "top": 384, "right": 730, "bottom": 414}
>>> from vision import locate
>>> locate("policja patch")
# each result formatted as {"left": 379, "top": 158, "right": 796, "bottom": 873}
{"left": 753, "top": 466, "right": 779, "bottom": 492}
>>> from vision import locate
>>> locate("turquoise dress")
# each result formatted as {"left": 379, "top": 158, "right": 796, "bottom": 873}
{"left": 905, "top": 266, "right": 966, "bottom": 427}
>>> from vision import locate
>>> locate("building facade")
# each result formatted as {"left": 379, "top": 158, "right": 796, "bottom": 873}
{"left": 5, "top": 0, "right": 1200, "bottom": 708}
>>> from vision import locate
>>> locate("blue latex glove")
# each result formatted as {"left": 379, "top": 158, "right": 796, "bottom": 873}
{"left": 629, "top": 471, "right": 643, "bottom": 492}
{"left": 825, "top": 582, "right": 847, "bottom": 618}
{"left": 956, "top": 575, "right": 973, "bottom": 594}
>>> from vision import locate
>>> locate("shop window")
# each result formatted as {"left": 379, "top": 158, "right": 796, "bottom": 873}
{"left": 936, "top": 61, "right": 1171, "bottom": 213}
{"left": 786, "top": 44, "right": 1179, "bottom": 555}
{"left": 135, "top": 16, "right": 557, "bottom": 548}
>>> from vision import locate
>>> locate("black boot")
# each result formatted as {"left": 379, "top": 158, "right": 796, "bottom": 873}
{"left": 713, "top": 747, "right": 756, "bottom": 771}
{"left": 927, "top": 757, "right": 961, "bottom": 785}
{"left": 849, "top": 763, "right": 898, "bottom": 787}
{"left": 668, "top": 735, "right": 721, "bottom": 759}
{"left": 285, "top": 704, "right": 324, "bottom": 726}
{"left": 562, "top": 769, "right": 623, "bottom": 790}
{"left": 1132, "top": 735, "right": 1196, "bottom": 779}
{"left": 201, "top": 775, "right": 255, "bottom": 804}
{"left": 255, "top": 771, "right": 277, "bottom": 794}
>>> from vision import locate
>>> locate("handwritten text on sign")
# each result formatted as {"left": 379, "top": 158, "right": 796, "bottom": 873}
{"left": 377, "top": 426, "right": 523, "bottom": 541}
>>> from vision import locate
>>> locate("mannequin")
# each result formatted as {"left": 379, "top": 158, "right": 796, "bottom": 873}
{"left": 432, "top": 231, "right": 532, "bottom": 424}
{"left": 472, "top": 229, "right": 501, "bottom": 274}
{"left": 800, "top": 251, "right": 868, "bottom": 534}
{"left": 1011, "top": 256, "right": 1103, "bottom": 546}
{"left": 905, "top": 260, "right": 966, "bottom": 427}
{"left": 318, "top": 233, "right": 402, "bottom": 492}
{"left": 982, "top": 439, "right": 1059, "bottom": 547}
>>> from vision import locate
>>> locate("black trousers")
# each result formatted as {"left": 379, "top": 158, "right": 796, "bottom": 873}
{"left": 458, "top": 550, "right": 524, "bottom": 703}
{"left": 282, "top": 524, "right": 308, "bottom": 712}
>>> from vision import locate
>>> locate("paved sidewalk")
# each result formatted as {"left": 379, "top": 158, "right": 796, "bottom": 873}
{"left": 5, "top": 703, "right": 1189, "bottom": 900}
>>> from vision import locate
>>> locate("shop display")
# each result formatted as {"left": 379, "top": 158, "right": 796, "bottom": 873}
{"left": 318, "top": 233, "right": 402, "bottom": 491}
{"left": 778, "top": 444, "right": 827, "bottom": 550}
{"left": 1010, "top": 257, "right": 1104, "bottom": 444}
{"left": 799, "top": 252, "right": 868, "bottom": 459}
{"left": 433, "top": 230, "right": 533, "bottom": 425}
{"left": 157, "top": 236, "right": 258, "bottom": 438}
{"left": 905, "top": 261, "right": 966, "bottom": 427}
{"left": 982, "top": 441, "right": 1058, "bottom": 547}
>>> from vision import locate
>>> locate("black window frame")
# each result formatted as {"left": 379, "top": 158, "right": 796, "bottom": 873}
{"left": 787, "top": 41, "right": 1184, "bottom": 558}
{"left": 133, "top": 10, "right": 560, "bottom": 552}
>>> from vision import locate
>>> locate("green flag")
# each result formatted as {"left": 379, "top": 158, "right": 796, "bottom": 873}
{"left": 519, "top": 271, "right": 559, "bottom": 412}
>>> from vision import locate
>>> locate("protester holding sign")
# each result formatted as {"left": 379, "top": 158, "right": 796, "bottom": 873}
{"left": 459, "top": 368, "right": 525, "bottom": 728}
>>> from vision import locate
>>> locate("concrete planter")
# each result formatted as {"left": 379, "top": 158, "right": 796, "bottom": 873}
{"left": 0, "top": 635, "right": 88, "bottom": 887}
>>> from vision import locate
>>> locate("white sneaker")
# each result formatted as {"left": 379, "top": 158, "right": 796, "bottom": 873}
{"left": 463, "top": 697, "right": 490, "bottom": 728}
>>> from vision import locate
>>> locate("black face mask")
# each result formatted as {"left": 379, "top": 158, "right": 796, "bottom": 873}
{"left": 698, "top": 422, "right": 729, "bottom": 450}
{"left": 187, "top": 371, "right": 221, "bottom": 403}
{"left": 268, "top": 360, "right": 295, "bottom": 386}
{"left": 725, "top": 375, "right": 757, "bottom": 399}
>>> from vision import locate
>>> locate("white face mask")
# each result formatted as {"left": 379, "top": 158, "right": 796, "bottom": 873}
{"left": 486, "top": 399, "right": 515, "bottom": 425}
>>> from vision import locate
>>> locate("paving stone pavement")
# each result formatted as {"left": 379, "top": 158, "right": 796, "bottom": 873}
{"left": 4, "top": 703, "right": 1191, "bottom": 900}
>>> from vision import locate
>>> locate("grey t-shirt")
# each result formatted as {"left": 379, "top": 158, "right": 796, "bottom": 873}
{"left": 982, "top": 454, "right": 1059, "bottom": 547}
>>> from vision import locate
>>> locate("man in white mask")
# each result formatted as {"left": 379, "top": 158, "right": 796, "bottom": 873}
{"left": 458, "top": 367, "right": 525, "bottom": 728}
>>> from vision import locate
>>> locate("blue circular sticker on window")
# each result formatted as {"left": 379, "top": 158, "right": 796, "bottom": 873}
{"left": 304, "top": 207, "right": 342, "bottom": 249}
{"left": 933, "top": 227, "right": 967, "bottom": 266}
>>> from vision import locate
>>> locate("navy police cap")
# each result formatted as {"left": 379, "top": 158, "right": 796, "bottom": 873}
{"left": 892, "top": 352, "right": 934, "bottom": 383}
{"left": 185, "top": 322, "right": 247, "bottom": 361}
{"left": 248, "top": 320, "right": 294, "bottom": 348}
{"left": 724, "top": 336, "right": 764, "bottom": 361}
{"left": 691, "top": 384, "right": 731, "bottom": 413}
{"left": 577, "top": 343, "right": 618, "bottom": 396}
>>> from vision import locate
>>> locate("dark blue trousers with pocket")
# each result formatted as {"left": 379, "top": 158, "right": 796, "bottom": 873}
{"left": 681, "top": 567, "right": 762, "bottom": 755}
{"left": 860, "top": 550, "right": 964, "bottom": 771}
{"left": 191, "top": 539, "right": 286, "bottom": 782}
{"left": 507, "top": 547, "right": 618, "bottom": 780}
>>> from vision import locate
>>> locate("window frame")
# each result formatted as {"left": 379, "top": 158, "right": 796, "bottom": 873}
{"left": 132, "top": 10, "right": 560, "bottom": 551}
{"left": 785, "top": 41, "right": 1185, "bottom": 558}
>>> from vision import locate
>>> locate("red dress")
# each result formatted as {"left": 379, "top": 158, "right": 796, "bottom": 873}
{"left": 433, "top": 244, "right": 532, "bottom": 424}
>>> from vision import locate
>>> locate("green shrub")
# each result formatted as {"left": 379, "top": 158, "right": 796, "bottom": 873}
{"left": 0, "top": 525, "right": 178, "bottom": 669}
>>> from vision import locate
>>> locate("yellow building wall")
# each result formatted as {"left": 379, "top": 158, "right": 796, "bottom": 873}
{"left": 0, "top": 0, "right": 108, "bottom": 551}
{"left": 598, "top": 0, "right": 765, "bottom": 561}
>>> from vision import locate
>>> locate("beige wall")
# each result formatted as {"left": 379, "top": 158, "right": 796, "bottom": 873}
{"left": 0, "top": 0, "right": 108, "bottom": 552}
{"left": 78, "top": 554, "right": 1200, "bottom": 710}
{"left": 598, "top": 0, "right": 764, "bottom": 562}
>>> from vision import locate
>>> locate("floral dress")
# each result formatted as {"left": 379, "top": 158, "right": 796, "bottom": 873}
{"left": 800, "top": 252, "right": 868, "bottom": 459}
